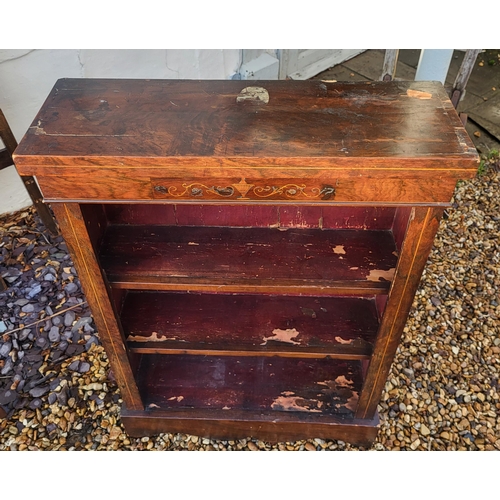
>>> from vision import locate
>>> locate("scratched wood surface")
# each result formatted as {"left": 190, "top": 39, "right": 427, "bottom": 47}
{"left": 356, "top": 207, "right": 444, "bottom": 419}
{"left": 14, "top": 79, "right": 478, "bottom": 170}
{"left": 121, "top": 292, "right": 379, "bottom": 358}
{"left": 99, "top": 225, "right": 398, "bottom": 294}
{"left": 136, "top": 354, "right": 363, "bottom": 418}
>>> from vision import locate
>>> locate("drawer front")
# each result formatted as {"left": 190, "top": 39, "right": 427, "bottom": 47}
{"left": 151, "top": 177, "right": 336, "bottom": 202}
{"left": 35, "top": 169, "right": 462, "bottom": 205}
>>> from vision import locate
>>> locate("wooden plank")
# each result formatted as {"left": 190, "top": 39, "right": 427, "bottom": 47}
{"left": 121, "top": 407, "right": 380, "bottom": 445}
{"left": 13, "top": 79, "right": 478, "bottom": 169}
{"left": 0, "top": 149, "right": 12, "bottom": 170}
{"left": 356, "top": 207, "right": 444, "bottom": 419}
{"left": 0, "top": 109, "right": 18, "bottom": 155}
{"left": 99, "top": 226, "right": 398, "bottom": 293}
{"left": 50, "top": 203, "right": 143, "bottom": 411}
{"left": 381, "top": 49, "right": 399, "bottom": 81}
{"left": 451, "top": 49, "right": 481, "bottom": 108}
{"left": 33, "top": 170, "right": 468, "bottom": 204}
{"left": 136, "top": 354, "right": 363, "bottom": 417}
{"left": 121, "top": 292, "right": 379, "bottom": 358}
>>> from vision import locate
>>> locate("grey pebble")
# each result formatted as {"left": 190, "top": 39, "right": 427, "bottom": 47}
{"left": 64, "top": 283, "right": 78, "bottom": 294}
{"left": 0, "top": 342, "right": 12, "bottom": 357}
{"left": 0, "top": 321, "right": 6, "bottom": 333}
{"left": 26, "top": 284, "right": 42, "bottom": 298}
{"left": 72, "top": 317, "right": 92, "bottom": 333}
{"left": 57, "top": 389, "right": 68, "bottom": 406}
{"left": 14, "top": 299, "right": 30, "bottom": 306}
{"left": 18, "top": 329, "right": 31, "bottom": 341}
{"left": 1, "top": 358, "right": 13, "bottom": 375}
{"left": 48, "top": 392, "right": 58, "bottom": 405}
{"left": 49, "top": 378, "right": 61, "bottom": 390}
{"left": 69, "top": 360, "right": 80, "bottom": 371}
{"left": 79, "top": 362, "right": 91, "bottom": 373}
{"left": 46, "top": 423, "right": 57, "bottom": 433}
{"left": 29, "top": 386, "right": 49, "bottom": 398}
{"left": 21, "top": 304, "right": 35, "bottom": 313}
{"left": 29, "top": 398, "right": 42, "bottom": 410}
{"left": 52, "top": 316, "right": 62, "bottom": 326}
{"left": 64, "top": 310, "right": 76, "bottom": 327}
{"left": 83, "top": 323, "right": 94, "bottom": 333}
{"left": 48, "top": 326, "right": 61, "bottom": 343}
{"left": 0, "top": 390, "right": 17, "bottom": 405}
{"left": 35, "top": 337, "right": 48, "bottom": 348}
{"left": 85, "top": 336, "right": 99, "bottom": 351}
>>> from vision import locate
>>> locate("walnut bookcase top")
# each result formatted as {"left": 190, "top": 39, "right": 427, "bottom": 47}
{"left": 14, "top": 79, "right": 478, "bottom": 171}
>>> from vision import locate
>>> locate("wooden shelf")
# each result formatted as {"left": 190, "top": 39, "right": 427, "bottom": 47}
{"left": 135, "top": 354, "right": 364, "bottom": 418}
{"left": 100, "top": 225, "right": 398, "bottom": 295}
{"left": 121, "top": 292, "right": 380, "bottom": 358}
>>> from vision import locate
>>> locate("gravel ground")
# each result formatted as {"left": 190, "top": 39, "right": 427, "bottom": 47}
{"left": 0, "top": 166, "right": 499, "bottom": 451}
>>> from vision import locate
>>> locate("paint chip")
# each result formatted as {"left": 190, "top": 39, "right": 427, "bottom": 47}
{"left": 406, "top": 89, "right": 432, "bottom": 99}
{"left": 168, "top": 396, "right": 184, "bottom": 402}
{"left": 271, "top": 394, "right": 321, "bottom": 413}
{"left": 333, "top": 245, "right": 346, "bottom": 254}
{"left": 128, "top": 331, "right": 174, "bottom": 342}
{"left": 261, "top": 328, "right": 301, "bottom": 345}
{"left": 236, "top": 86, "right": 270, "bottom": 104}
{"left": 335, "top": 336, "right": 353, "bottom": 345}
{"left": 366, "top": 268, "right": 395, "bottom": 282}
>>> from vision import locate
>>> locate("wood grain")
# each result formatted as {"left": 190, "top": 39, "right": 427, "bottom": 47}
{"left": 14, "top": 79, "right": 478, "bottom": 168}
{"left": 356, "top": 207, "right": 444, "bottom": 419}
{"left": 51, "top": 203, "right": 143, "bottom": 411}
{"left": 121, "top": 407, "right": 380, "bottom": 445}
{"left": 34, "top": 169, "right": 467, "bottom": 204}
{"left": 99, "top": 225, "right": 398, "bottom": 294}
{"left": 121, "top": 292, "right": 379, "bottom": 358}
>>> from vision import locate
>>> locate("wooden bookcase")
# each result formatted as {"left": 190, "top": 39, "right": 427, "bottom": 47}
{"left": 13, "top": 79, "right": 478, "bottom": 446}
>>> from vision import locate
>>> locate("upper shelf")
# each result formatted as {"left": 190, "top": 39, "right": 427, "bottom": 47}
{"left": 14, "top": 79, "right": 478, "bottom": 171}
{"left": 100, "top": 225, "right": 398, "bottom": 295}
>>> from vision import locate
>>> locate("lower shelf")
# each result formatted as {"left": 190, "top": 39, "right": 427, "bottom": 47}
{"left": 124, "top": 354, "right": 376, "bottom": 444}
{"left": 137, "top": 354, "right": 362, "bottom": 416}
